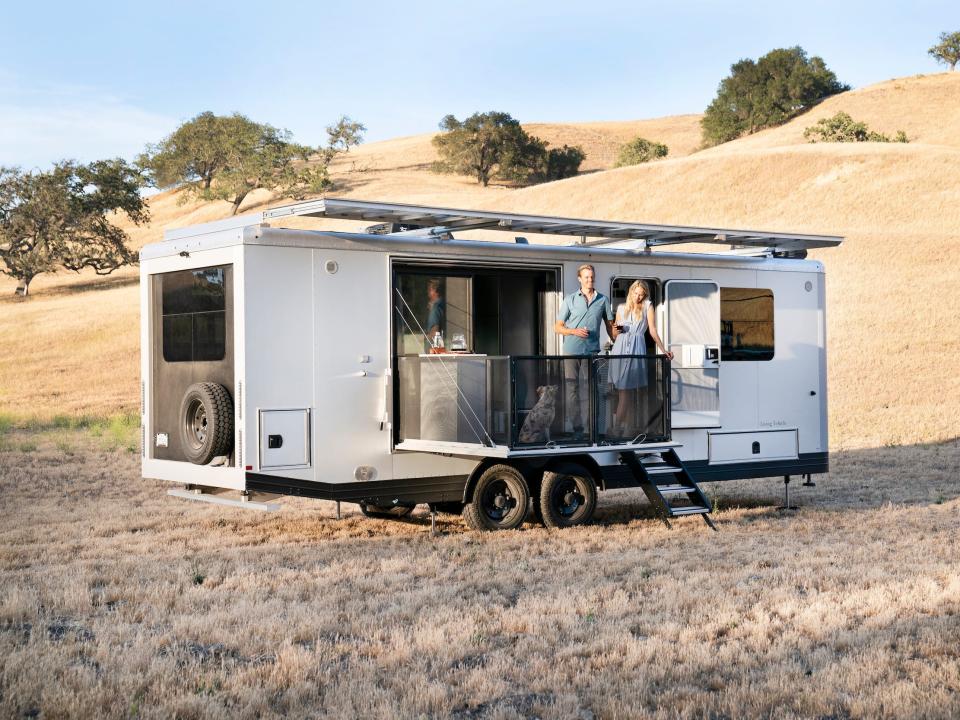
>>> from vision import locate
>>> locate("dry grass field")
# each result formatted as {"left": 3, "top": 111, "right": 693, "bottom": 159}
{"left": 1, "top": 72, "right": 959, "bottom": 718}
{"left": 1, "top": 429, "right": 958, "bottom": 719}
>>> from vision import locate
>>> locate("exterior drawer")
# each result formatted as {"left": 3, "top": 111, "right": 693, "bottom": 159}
{"left": 708, "top": 429, "right": 798, "bottom": 465}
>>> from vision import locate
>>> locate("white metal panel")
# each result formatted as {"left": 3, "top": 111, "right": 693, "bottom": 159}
{"left": 142, "top": 458, "right": 245, "bottom": 490}
{"left": 168, "top": 488, "right": 280, "bottom": 511}
{"left": 259, "top": 409, "right": 311, "bottom": 469}
{"left": 241, "top": 245, "right": 316, "bottom": 482}
{"left": 310, "top": 248, "right": 395, "bottom": 483}
{"left": 709, "top": 429, "right": 799, "bottom": 464}
{"left": 756, "top": 270, "right": 825, "bottom": 454}
{"left": 392, "top": 451, "right": 478, "bottom": 479}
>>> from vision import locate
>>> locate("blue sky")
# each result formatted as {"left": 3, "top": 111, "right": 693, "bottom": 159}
{"left": 2, "top": 0, "right": 955, "bottom": 169}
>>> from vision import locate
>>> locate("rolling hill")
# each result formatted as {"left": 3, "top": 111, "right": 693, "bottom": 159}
{"left": 2, "top": 72, "right": 958, "bottom": 452}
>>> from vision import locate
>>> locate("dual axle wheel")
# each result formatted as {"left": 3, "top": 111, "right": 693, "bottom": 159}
{"left": 462, "top": 464, "right": 597, "bottom": 532}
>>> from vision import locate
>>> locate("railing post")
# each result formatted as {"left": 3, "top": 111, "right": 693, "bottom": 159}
{"left": 509, "top": 356, "right": 517, "bottom": 449}
{"left": 663, "top": 354, "right": 672, "bottom": 441}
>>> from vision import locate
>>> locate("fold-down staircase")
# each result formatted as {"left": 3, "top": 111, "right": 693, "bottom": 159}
{"left": 618, "top": 448, "right": 716, "bottom": 530}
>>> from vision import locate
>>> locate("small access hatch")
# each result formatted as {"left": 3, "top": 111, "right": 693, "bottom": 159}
{"left": 259, "top": 409, "right": 311, "bottom": 469}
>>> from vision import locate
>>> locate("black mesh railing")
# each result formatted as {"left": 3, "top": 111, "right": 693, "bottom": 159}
{"left": 592, "top": 354, "right": 671, "bottom": 445}
{"left": 397, "top": 354, "right": 670, "bottom": 450}
{"left": 510, "top": 355, "right": 670, "bottom": 448}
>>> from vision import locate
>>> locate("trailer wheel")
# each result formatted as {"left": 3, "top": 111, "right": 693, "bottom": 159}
{"left": 463, "top": 464, "right": 530, "bottom": 531}
{"left": 179, "top": 382, "right": 234, "bottom": 465}
{"left": 539, "top": 470, "right": 597, "bottom": 528}
{"left": 359, "top": 502, "right": 415, "bottom": 519}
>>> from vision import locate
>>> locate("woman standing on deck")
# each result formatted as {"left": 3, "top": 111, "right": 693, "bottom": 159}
{"left": 609, "top": 281, "right": 673, "bottom": 436}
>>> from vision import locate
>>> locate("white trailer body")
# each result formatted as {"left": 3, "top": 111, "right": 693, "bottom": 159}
{"left": 140, "top": 199, "right": 839, "bottom": 528}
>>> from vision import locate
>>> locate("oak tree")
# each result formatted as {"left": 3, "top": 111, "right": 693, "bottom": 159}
{"left": 701, "top": 47, "right": 849, "bottom": 147}
{"left": 929, "top": 31, "right": 960, "bottom": 71}
{"left": 0, "top": 160, "right": 148, "bottom": 296}
{"left": 139, "top": 112, "right": 364, "bottom": 215}
{"left": 432, "top": 111, "right": 583, "bottom": 185}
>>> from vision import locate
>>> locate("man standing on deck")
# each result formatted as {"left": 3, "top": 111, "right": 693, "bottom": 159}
{"left": 554, "top": 264, "right": 618, "bottom": 440}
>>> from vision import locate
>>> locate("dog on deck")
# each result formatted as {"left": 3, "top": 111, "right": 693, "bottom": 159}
{"left": 518, "top": 385, "right": 558, "bottom": 444}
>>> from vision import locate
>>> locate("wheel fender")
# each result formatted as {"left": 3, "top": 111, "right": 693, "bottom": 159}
{"left": 542, "top": 456, "right": 602, "bottom": 488}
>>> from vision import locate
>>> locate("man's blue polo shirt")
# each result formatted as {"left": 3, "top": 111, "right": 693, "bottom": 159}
{"left": 558, "top": 289, "right": 614, "bottom": 355}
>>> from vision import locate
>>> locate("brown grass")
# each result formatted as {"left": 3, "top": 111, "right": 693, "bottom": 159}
{"left": 1, "top": 428, "right": 958, "bottom": 719}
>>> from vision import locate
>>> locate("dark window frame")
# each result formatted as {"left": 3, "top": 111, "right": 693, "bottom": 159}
{"left": 720, "top": 287, "right": 775, "bottom": 362}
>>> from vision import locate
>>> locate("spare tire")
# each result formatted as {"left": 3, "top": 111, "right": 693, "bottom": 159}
{"left": 179, "top": 382, "right": 234, "bottom": 465}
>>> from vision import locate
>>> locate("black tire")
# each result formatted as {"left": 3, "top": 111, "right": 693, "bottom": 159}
{"left": 359, "top": 502, "right": 415, "bottom": 519}
{"left": 539, "top": 470, "right": 597, "bottom": 528}
{"left": 178, "top": 382, "right": 234, "bottom": 465}
{"left": 463, "top": 464, "right": 530, "bottom": 531}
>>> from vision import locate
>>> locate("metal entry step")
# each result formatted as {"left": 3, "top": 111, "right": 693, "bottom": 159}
{"left": 168, "top": 487, "right": 281, "bottom": 512}
{"left": 618, "top": 448, "right": 716, "bottom": 530}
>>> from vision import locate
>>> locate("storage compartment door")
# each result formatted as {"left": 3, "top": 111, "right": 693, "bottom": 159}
{"left": 665, "top": 280, "right": 720, "bottom": 427}
{"left": 259, "top": 409, "right": 311, "bottom": 469}
{"left": 708, "top": 430, "right": 798, "bottom": 464}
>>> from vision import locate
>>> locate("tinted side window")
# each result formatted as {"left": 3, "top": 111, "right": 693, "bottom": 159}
{"left": 394, "top": 273, "right": 472, "bottom": 355}
{"left": 720, "top": 287, "right": 774, "bottom": 361}
{"left": 162, "top": 267, "right": 226, "bottom": 362}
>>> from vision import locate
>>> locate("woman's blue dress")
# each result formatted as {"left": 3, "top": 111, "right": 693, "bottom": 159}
{"left": 610, "top": 301, "right": 649, "bottom": 390}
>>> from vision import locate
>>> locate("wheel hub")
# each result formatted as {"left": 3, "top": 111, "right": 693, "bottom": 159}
{"left": 187, "top": 400, "right": 208, "bottom": 446}
{"left": 555, "top": 479, "right": 584, "bottom": 517}
{"left": 483, "top": 479, "right": 516, "bottom": 520}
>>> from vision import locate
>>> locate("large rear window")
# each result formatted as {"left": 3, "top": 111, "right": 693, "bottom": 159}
{"left": 162, "top": 267, "right": 227, "bottom": 362}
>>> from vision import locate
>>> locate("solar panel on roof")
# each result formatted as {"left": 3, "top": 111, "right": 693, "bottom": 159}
{"left": 258, "top": 197, "right": 844, "bottom": 252}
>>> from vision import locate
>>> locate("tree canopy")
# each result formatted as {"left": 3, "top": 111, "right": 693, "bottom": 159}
{"left": 0, "top": 159, "right": 148, "bottom": 296}
{"left": 542, "top": 145, "right": 586, "bottom": 181}
{"left": 701, "top": 47, "right": 849, "bottom": 147}
{"left": 138, "top": 112, "right": 364, "bottom": 215}
{"left": 431, "top": 111, "right": 583, "bottom": 186}
{"left": 804, "top": 112, "right": 908, "bottom": 144}
{"left": 615, "top": 137, "right": 669, "bottom": 167}
{"left": 928, "top": 31, "right": 960, "bottom": 71}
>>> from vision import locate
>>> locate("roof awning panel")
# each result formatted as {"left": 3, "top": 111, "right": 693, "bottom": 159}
{"left": 260, "top": 197, "right": 843, "bottom": 250}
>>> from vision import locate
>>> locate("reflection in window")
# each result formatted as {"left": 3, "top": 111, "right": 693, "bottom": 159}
{"left": 395, "top": 274, "right": 472, "bottom": 354}
{"left": 720, "top": 287, "right": 774, "bottom": 361}
{"left": 162, "top": 267, "right": 227, "bottom": 362}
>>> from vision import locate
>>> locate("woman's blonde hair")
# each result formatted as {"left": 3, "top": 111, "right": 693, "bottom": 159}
{"left": 623, "top": 280, "right": 649, "bottom": 319}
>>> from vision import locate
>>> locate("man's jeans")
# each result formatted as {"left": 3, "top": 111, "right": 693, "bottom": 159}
{"left": 563, "top": 355, "right": 609, "bottom": 437}
{"left": 563, "top": 357, "right": 590, "bottom": 434}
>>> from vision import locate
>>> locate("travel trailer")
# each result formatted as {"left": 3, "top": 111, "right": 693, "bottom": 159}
{"left": 140, "top": 199, "right": 841, "bottom": 531}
